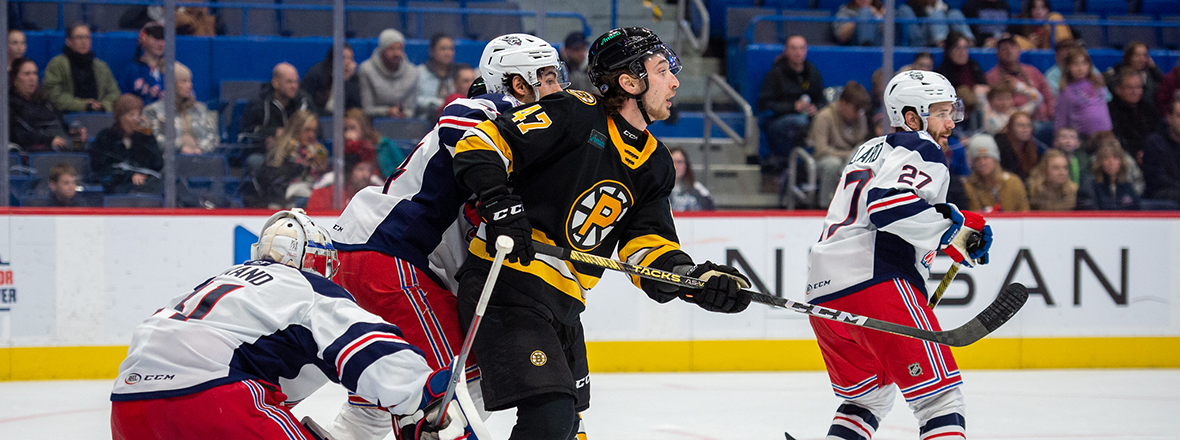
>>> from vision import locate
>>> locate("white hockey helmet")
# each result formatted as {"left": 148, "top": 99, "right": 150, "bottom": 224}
{"left": 884, "top": 70, "right": 964, "bottom": 131}
{"left": 251, "top": 208, "right": 339, "bottom": 278}
{"left": 479, "top": 33, "right": 570, "bottom": 100}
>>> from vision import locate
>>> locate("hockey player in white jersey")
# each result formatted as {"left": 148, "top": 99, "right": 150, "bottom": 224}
{"left": 805, "top": 70, "right": 993, "bottom": 440}
{"left": 328, "top": 34, "right": 571, "bottom": 439}
{"left": 110, "top": 209, "right": 487, "bottom": 440}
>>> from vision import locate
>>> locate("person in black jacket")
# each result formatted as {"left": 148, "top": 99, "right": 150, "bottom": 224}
{"left": 8, "top": 58, "right": 71, "bottom": 152}
{"left": 240, "top": 63, "right": 318, "bottom": 142}
{"left": 1142, "top": 99, "right": 1180, "bottom": 204}
{"left": 89, "top": 94, "right": 164, "bottom": 194}
{"left": 300, "top": 44, "right": 361, "bottom": 114}
{"left": 758, "top": 35, "right": 825, "bottom": 172}
{"left": 935, "top": 32, "right": 987, "bottom": 91}
{"left": 1108, "top": 66, "right": 1161, "bottom": 159}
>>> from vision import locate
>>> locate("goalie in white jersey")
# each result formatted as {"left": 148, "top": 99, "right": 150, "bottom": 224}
{"left": 805, "top": 70, "right": 993, "bottom": 440}
{"left": 110, "top": 209, "right": 488, "bottom": 440}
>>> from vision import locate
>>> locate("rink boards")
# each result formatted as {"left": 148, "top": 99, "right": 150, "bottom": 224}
{"left": 1, "top": 209, "right": 1178, "bottom": 380}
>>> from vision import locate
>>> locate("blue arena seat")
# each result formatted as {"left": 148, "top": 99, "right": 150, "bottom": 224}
{"left": 1065, "top": 13, "right": 1104, "bottom": 47}
{"left": 28, "top": 152, "right": 92, "bottom": 192}
{"left": 104, "top": 194, "right": 164, "bottom": 208}
{"left": 1142, "top": 0, "right": 1180, "bottom": 17}
{"left": 727, "top": 7, "right": 778, "bottom": 44}
{"left": 64, "top": 112, "right": 114, "bottom": 142}
{"left": 347, "top": 0, "right": 406, "bottom": 39}
{"left": 1107, "top": 15, "right": 1159, "bottom": 49}
{"left": 1085, "top": 0, "right": 1128, "bottom": 17}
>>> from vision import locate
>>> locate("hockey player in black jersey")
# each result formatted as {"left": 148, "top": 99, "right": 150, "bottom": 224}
{"left": 452, "top": 27, "right": 754, "bottom": 439}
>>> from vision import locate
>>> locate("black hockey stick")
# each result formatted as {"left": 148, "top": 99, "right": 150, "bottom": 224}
{"left": 532, "top": 242, "right": 1028, "bottom": 347}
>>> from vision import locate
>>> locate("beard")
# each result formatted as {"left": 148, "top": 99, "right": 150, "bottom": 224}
{"left": 643, "top": 96, "right": 671, "bottom": 121}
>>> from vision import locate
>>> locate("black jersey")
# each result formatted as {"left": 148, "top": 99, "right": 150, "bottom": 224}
{"left": 454, "top": 90, "right": 683, "bottom": 320}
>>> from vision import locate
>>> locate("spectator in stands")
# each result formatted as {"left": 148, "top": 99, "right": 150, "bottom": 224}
{"left": 964, "top": 133, "right": 1030, "bottom": 212}
{"left": 359, "top": 29, "right": 418, "bottom": 119}
{"left": 1077, "top": 142, "right": 1140, "bottom": 210}
{"left": 301, "top": 44, "right": 361, "bottom": 114}
{"left": 896, "top": 0, "right": 974, "bottom": 48}
{"left": 1053, "top": 127, "right": 1088, "bottom": 185}
{"left": 900, "top": 52, "right": 935, "bottom": 72}
{"left": 90, "top": 94, "right": 164, "bottom": 194}
{"left": 253, "top": 110, "right": 328, "bottom": 208}
{"left": 759, "top": 35, "right": 825, "bottom": 169}
{"left": 1105, "top": 42, "right": 1164, "bottom": 107}
{"left": 305, "top": 153, "right": 378, "bottom": 211}
{"left": 241, "top": 62, "right": 317, "bottom": 144}
{"left": 1156, "top": 59, "right": 1180, "bottom": 116}
{"left": 8, "top": 58, "right": 71, "bottom": 152}
{"left": 961, "top": 0, "right": 1009, "bottom": 47}
{"left": 981, "top": 81, "right": 1041, "bottom": 135}
{"left": 936, "top": 32, "right": 988, "bottom": 96}
{"left": 1013, "top": 0, "right": 1071, "bottom": 50}
{"left": 809, "top": 81, "right": 871, "bottom": 208}
{"left": 416, "top": 33, "right": 456, "bottom": 119}
{"left": 1087, "top": 131, "right": 1144, "bottom": 195}
{"left": 562, "top": 31, "right": 593, "bottom": 94}
{"left": 669, "top": 147, "right": 714, "bottom": 211}
{"left": 7, "top": 30, "right": 26, "bottom": 72}
{"left": 142, "top": 63, "right": 217, "bottom": 155}
{"left": 1056, "top": 47, "right": 1111, "bottom": 139}
{"left": 1108, "top": 66, "right": 1161, "bottom": 160}
{"left": 343, "top": 108, "right": 403, "bottom": 178}
{"left": 1141, "top": 99, "right": 1180, "bottom": 205}
{"left": 441, "top": 63, "right": 476, "bottom": 112}
{"left": 996, "top": 111, "right": 1047, "bottom": 179}
{"left": 1026, "top": 149, "right": 1077, "bottom": 210}
{"left": 120, "top": 22, "right": 167, "bottom": 105}
{"left": 43, "top": 23, "right": 120, "bottom": 113}
{"left": 47, "top": 163, "right": 80, "bottom": 207}
{"left": 834, "top": 0, "right": 885, "bottom": 46}
{"left": 986, "top": 36, "right": 1054, "bottom": 128}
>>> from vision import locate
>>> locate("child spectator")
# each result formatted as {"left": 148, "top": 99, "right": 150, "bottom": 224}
{"left": 252, "top": 111, "right": 327, "bottom": 208}
{"left": 89, "top": 94, "right": 164, "bottom": 194}
{"left": 120, "top": 22, "right": 166, "bottom": 105}
{"left": 1013, "top": 0, "right": 1071, "bottom": 50}
{"left": 416, "top": 33, "right": 456, "bottom": 119}
{"left": 981, "top": 81, "right": 1041, "bottom": 135}
{"left": 343, "top": 108, "right": 403, "bottom": 178}
{"left": 963, "top": 133, "right": 1030, "bottom": 212}
{"left": 142, "top": 63, "right": 218, "bottom": 154}
{"left": 1055, "top": 47, "right": 1111, "bottom": 139}
{"left": 440, "top": 63, "right": 476, "bottom": 112}
{"left": 996, "top": 111, "right": 1047, "bottom": 179}
{"left": 8, "top": 58, "right": 72, "bottom": 152}
{"left": 1026, "top": 149, "right": 1077, "bottom": 210}
{"left": 669, "top": 147, "right": 715, "bottom": 211}
{"left": 47, "top": 163, "right": 80, "bottom": 207}
{"left": 834, "top": 0, "right": 885, "bottom": 46}
{"left": 6, "top": 29, "right": 26, "bottom": 72}
{"left": 1077, "top": 142, "right": 1140, "bottom": 210}
{"left": 1053, "top": 127, "right": 1089, "bottom": 185}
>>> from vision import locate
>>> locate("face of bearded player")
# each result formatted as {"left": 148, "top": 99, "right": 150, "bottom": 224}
{"left": 640, "top": 53, "right": 679, "bottom": 122}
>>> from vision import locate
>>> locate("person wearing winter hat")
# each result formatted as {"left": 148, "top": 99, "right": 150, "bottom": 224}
{"left": 359, "top": 28, "right": 419, "bottom": 118}
{"left": 963, "top": 132, "right": 1030, "bottom": 212}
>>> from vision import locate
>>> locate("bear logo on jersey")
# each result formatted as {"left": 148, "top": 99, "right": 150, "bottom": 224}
{"left": 530, "top": 350, "right": 548, "bottom": 366}
{"left": 566, "top": 181, "right": 634, "bottom": 251}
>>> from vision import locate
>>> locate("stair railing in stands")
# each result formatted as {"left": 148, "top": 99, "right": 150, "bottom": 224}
{"left": 701, "top": 74, "right": 757, "bottom": 186}
{"left": 674, "top": 0, "right": 709, "bottom": 57}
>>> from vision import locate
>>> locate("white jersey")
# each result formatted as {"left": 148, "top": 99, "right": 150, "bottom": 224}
{"left": 332, "top": 94, "right": 522, "bottom": 292}
{"left": 806, "top": 131, "right": 954, "bottom": 304}
{"left": 111, "top": 261, "right": 432, "bottom": 415}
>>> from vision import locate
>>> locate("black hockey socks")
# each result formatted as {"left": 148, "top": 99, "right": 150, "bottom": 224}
{"left": 509, "top": 392, "right": 578, "bottom": 440}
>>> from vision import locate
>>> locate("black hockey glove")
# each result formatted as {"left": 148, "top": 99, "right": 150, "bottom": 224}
{"left": 678, "top": 261, "right": 753, "bottom": 313}
{"left": 476, "top": 185, "right": 534, "bottom": 265}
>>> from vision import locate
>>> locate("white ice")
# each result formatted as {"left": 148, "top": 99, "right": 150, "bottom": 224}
{"left": 1, "top": 370, "right": 1176, "bottom": 439}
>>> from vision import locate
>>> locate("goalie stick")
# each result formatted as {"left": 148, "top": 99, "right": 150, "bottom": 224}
{"left": 532, "top": 242, "right": 1027, "bottom": 347}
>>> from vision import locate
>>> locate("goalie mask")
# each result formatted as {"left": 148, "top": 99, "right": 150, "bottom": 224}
{"left": 251, "top": 208, "right": 339, "bottom": 278}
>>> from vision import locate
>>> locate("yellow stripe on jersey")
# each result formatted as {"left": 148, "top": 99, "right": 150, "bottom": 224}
{"left": 607, "top": 118, "right": 658, "bottom": 169}
{"left": 455, "top": 120, "right": 515, "bottom": 173}
{"left": 468, "top": 232, "right": 602, "bottom": 304}
{"left": 618, "top": 234, "right": 681, "bottom": 289}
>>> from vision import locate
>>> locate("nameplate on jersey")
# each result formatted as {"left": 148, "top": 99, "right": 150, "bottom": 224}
{"left": 566, "top": 180, "right": 633, "bottom": 251}
{"left": 852, "top": 141, "right": 884, "bottom": 164}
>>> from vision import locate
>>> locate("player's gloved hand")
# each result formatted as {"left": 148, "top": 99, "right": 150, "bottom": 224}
{"left": 397, "top": 367, "right": 483, "bottom": 440}
{"left": 678, "top": 261, "right": 752, "bottom": 313}
{"left": 476, "top": 185, "right": 533, "bottom": 265}
{"left": 935, "top": 203, "right": 992, "bottom": 267}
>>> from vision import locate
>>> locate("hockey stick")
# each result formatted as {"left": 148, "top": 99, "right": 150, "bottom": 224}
{"left": 532, "top": 242, "right": 1027, "bottom": 347}
{"left": 928, "top": 262, "right": 960, "bottom": 308}
{"left": 431, "top": 236, "right": 514, "bottom": 428}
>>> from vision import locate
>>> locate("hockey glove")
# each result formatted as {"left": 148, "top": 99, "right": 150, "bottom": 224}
{"left": 935, "top": 203, "right": 992, "bottom": 267}
{"left": 397, "top": 367, "right": 487, "bottom": 440}
{"left": 476, "top": 185, "right": 534, "bottom": 265}
{"left": 679, "top": 261, "right": 753, "bottom": 313}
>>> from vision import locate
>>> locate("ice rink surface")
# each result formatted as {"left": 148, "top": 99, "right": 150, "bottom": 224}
{"left": 1, "top": 369, "right": 1175, "bottom": 440}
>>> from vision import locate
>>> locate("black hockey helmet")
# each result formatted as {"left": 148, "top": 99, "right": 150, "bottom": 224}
{"left": 466, "top": 77, "right": 487, "bottom": 98}
{"left": 587, "top": 27, "right": 681, "bottom": 95}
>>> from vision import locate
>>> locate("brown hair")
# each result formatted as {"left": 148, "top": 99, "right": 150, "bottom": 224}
{"left": 599, "top": 69, "right": 632, "bottom": 116}
{"left": 1061, "top": 47, "right": 1104, "bottom": 90}
{"left": 1003, "top": 112, "right": 1039, "bottom": 176}
{"left": 669, "top": 146, "right": 696, "bottom": 186}
{"left": 1026, "top": 148, "right": 1078, "bottom": 207}
{"left": 1091, "top": 140, "right": 1127, "bottom": 185}
{"left": 1122, "top": 41, "right": 1148, "bottom": 67}
{"left": 986, "top": 81, "right": 1016, "bottom": 102}
{"left": 345, "top": 108, "right": 382, "bottom": 145}
{"left": 839, "top": 81, "right": 871, "bottom": 111}
{"left": 112, "top": 94, "right": 145, "bottom": 135}
{"left": 49, "top": 163, "right": 78, "bottom": 183}
{"left": 268, "top": 110, "right": 324, "bottom": 169}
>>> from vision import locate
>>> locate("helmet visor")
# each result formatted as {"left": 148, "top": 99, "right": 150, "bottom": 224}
{"left": 929, "top": 98, "right": 965, "bottom": 124}
{"left": 534, "top": 62, "right": 571, "bottom": 90}
{"left": 627, "top": 44, "right": 681, "bottom": 79}
{"left": 303, "top": 241, "right": 339, "bottom": 279}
